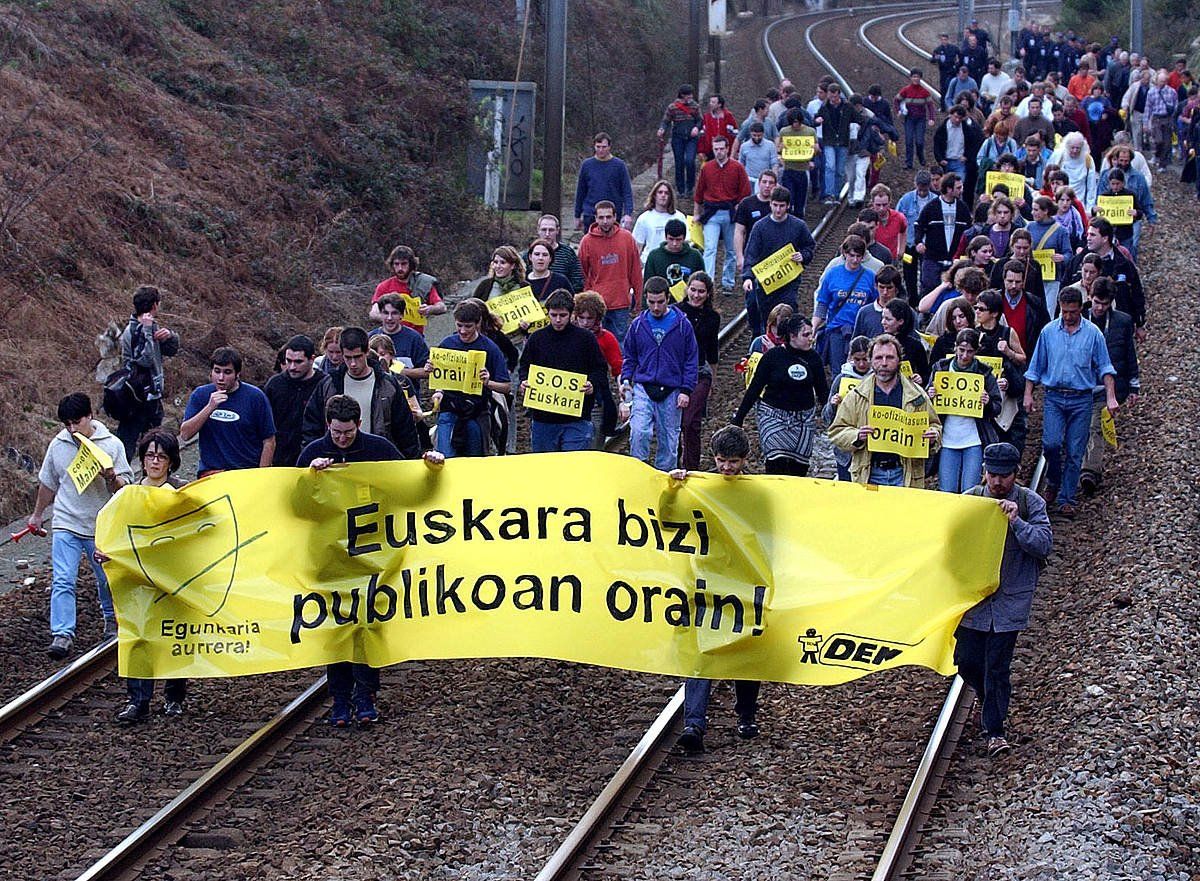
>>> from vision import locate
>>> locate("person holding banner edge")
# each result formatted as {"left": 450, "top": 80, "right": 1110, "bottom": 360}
{"left": 30, "top": 393, "right": 133, "bottom": 659}
{"left": 298, "top": 394, "right": 444, "bottom": 727}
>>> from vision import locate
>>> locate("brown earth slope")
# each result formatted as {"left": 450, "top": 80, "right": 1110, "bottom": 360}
{"left": 0, "top": 0, "right": 685, "bottom": 516}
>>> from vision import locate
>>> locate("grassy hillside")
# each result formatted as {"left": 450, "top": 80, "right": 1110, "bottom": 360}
{"left": 0, "top": 0, "right": 685, "bottom": 514}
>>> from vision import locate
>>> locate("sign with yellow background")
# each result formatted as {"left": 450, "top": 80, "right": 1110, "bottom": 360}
{"left": 67, "top": 433, "right": 114, "bottom": 495}
{"left": 524, "top": 365, "right": 586, "bottom": 417}
{"left": 985, "top": 171, "right": 1026, "bottom": 199}
{"left": 1032, "top": 248, "right": 1056, "bottom": 280}
{"left": 429, "top": 347, "right": 486, "bottom": 394}
{"left": 751, "top": 244, "right": 803, "bottom": 294}
{"left": 867, "top": 406, "right": 930, "bottom": 458}
{"left": 780, "top": 134, "right": 816, "bottom": 163}
{"left": 96, "top": 454, "right": 1005, "bottom": 685}
{"left": 978, "top": 356, "right": 1004, "bottom": 380}
{"left": 1094, "top": 195, "right": 1134, "bottom": 224}
{"left": 932, "top": 371, "right": 985, "bottom": 418}
{"left": 487, "top": 286, "right": 547, "bottom": 334}
{"left": 402, "top": 295, "right": 427, "bottom": 327}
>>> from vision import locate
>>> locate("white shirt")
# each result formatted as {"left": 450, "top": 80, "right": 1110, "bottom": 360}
{"left": 980, "top": 72, "right": 1014, "bottom": 100}
{"left": 806, "top": 98, "right": 824, "bottom": 139}
{"left": 344, "top": 371, "right": 377, "bottom": 434}
{"left": 632, "top": 209, "right": 687, "bottom": 264}
{"left": 941, "top": 199, "right": 957, "bottom": 251}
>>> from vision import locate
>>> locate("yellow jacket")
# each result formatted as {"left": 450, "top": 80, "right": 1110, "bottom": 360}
{"left": 828, "top": 373, "right": 942, "bottom": 487}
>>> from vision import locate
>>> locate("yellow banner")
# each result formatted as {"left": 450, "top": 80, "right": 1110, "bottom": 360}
{"left": 751, "top": 243, "right": 803, "bottom": 294}
{"left": 95, "top": 453, "right": 1006, "bottom": 685}
{"left": 487, "top": 286, "right": 547, "bottom": 334}
{"left": 688, "top": 218, "right": 705, "bottom": 248}
{"left": 977, "top": 356, "right": 1004, "bottom": 380}
{"left": 899, "top": 360, "right": 913, "bottom": 379}
{"left": 985, "top": 171, "right": 1026, "bottom": 199}
{"left": 524, "top": 364, "right": 586, "bottom": 417}
{"left": 837, "top": 376, "right": 861, "bottom": 398}
{"left": 67, "top": 433, "right": 114, "bottom": 495}
{"left": 1101, "top": 407, "right": 1118, "bottom": 449}
{"left": 1032, "top": 248, "right": 1056, "bottom": 280}
{"left": 402, "top": 295, "right": 427, "bottom": 327}
{"left": 669, "top": 280, "right": 687, "bottom": 303}
{"left": 744, "top": 352, "right": 762, "bottom": 389}
{"left": 1094, "top": 195, "right": 1134, "bottom": 224}
{"left": 867, "top": 406, "right": 929, "bottom": 458}
{"left": 932, "top": 371, "right": 984, "bottom": 417}
{"left": 429, "top": 347, "right": 486, "bottom": 394}
{"left": 780, "top": 134, "right": 816, "bottom": 163}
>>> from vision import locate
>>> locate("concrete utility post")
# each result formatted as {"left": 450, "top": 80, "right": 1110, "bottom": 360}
{"left": 688, "top": 0, "right": 702, "bottom": 91}
{"left": 542, "top": 0, "right": 567, "bottom": 216}
{"left": 1130, "top": 0, "right": 1144, "bottom": 55}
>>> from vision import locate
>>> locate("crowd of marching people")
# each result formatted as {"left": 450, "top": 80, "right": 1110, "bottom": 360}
{"left": 26, "top": 16, "right": 1182, "bottom": 756}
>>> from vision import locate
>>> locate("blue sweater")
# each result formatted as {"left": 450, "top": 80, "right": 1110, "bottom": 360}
{"left": 742, "top": 215, "right": 817, "bottom": 305}
{"left": 620, "top": 306, "right": 699, "bottom": 393}
{"left": 574, "top": 157, "right": 635, "bottom": 219}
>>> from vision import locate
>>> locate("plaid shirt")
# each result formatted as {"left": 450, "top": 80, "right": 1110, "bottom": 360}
{"left": 1145, "top": 85, "right": 1178, "bottom": 118}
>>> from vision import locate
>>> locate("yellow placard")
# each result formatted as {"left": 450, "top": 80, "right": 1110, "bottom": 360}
{"left": 899, "top": 360, "right": 913, "bottom": 378}
{"left": 902, "top": 252, "right": 913, "bottom": 265}
{"left": 429, "top": 347, "right": 486, "bottom": 395}
{"left": 1032, "top": 248, "right": 1056, "bottom": 280}
{"left": 985, "top": 171, "right": 1027, "bottom": 199}
{"left": 932, "top": 371, "right": 985, "bottom": 417}
{"left": 837, "top": 376, "right": 861, "bottom": 398}
{"left": 919, "top": 332, "right": 937, "bottom": 348}
{"left": 744, "top": 351, "right": 763, "bottom": 389}
{"left": 402, "top": 294, "right": 427, "bottom": 327}
{"left": 751, "top": 243, "right": 803, "bottom": 294}
{"left": 524, "top": 364, "right": 586, "bottom": 417}
{"left": 978, "top": 356, "right": 1004, "bottom": 380}
{"left": 867, "top": 406, "right": 929, "bottom": 458}
{"left": 1100, "top": 407, "right": 1118, "bottom": 449}
{"left": 780, "top": 134, "right": 816, "bottom": 163}
{"left": 95, "top": 453, "right": 1007, "bottom": 684}
{"left": 487, "top": 286, "right": 547, "bottom": 334}
{"left": 688, "top": 218, "right": 705, "bottom": 248}
{"left": 1094, "top": 195, "right": 1134, "bottom": 225}
{"left": 66, "top": 433, "right": 115, "bottom": 495}
{"left": 670, "top": 280, "right": 687, "bottom": 303}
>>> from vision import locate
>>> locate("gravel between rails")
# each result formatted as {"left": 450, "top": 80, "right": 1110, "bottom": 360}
{"left": 905, "top": 176, "right": 1200, "bottom": 881}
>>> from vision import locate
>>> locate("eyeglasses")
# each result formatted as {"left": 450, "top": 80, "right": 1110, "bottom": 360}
{"left": 143, "top": 451, "right": 170, "bottom": 461}
{"left": 972, "top": 305, "right": 990, "bottom": 312}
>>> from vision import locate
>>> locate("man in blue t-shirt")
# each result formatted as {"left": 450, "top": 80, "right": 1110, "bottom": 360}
{"left": 181, "top": 347, "right": 276, "bottom": 477}
{"left": 812, "top": 234, "right": 878, "bottom": 372}
{"left": 426, "top": 300, "right": 512, "bottom": 458}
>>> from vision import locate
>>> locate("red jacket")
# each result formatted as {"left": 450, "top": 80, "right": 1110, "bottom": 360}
{"left": 579, "top": 223, "right": 643, "bottom": 312}
{"left": 694, "top": 158, "right": 752, "bottom": 207}
{"left": 698, "top": 109, "right": 738, "bottom": 156}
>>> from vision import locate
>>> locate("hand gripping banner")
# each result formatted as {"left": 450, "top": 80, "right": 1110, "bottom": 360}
{"left": 96, "top": 453, "right": 1007, "bottom": 685}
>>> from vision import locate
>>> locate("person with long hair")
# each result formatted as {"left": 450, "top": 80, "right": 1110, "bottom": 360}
{"left": 632, "top": 179, "right": 687, "bottom": 266}
{"left": 929, "top": 296, "right": 976, "bottom": 363}
{"left": 927, "top": 328, "right": 1002, "bottom": 493}
{"left": 471, "top": 245, "right": 527, "bottom": 301}
{"left": 677, "top": 271, "right": 720, "bottom": 470}
{"left": 314, "top": 326, "right": 344, "bottom": 375}
{"left": 731, "top": 313, "right": 828, "bottom": 476}
{"left": 525, "top": 238, "right": 572, "bottom": 301}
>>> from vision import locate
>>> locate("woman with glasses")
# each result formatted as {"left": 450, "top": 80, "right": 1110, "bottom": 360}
{"left": 927, "top": 328, "right": 1002, "bottom": 492}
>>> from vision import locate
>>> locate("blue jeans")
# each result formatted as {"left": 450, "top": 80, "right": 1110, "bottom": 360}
{"left": 51, "top": 530, "right": 113, "bottom": 637}
{"left": 1043, "top": 279, "right": 1061, "bottom": 314}
{"left": 954, "top": 626, "right": 1019, "bottom": 737}
{"left": 630, "top": 384, "right": 681, "bottom": 471}
{"left": 436, "top": 410, "right": 486, "bottom": 458}
{"left": 868, "top": 462, "right": 905, "bottom": 486}
{"left": 938, "top": 444, "right": 983, "bottom": 493}
{"left": 1129, "top": 220, "right": 1142, "bottom": 264}
{"left": 603, "top": 307, "right": 632, "bottom": 348}
{"left": 530, "top": 418, "right": 593, "bottom": 452}
{"left": 671, "top": 134, "right": 697, "bottom": 195}
{"left": 903, "top": 116, "right": 928, "bottom": 166}
{"left": 327, "top": 662, "right": 380, "bottom": 701}
{"left": 1041, "top": 389, "right": 1093, "bottom": 504}
{"left": 822, "top": 145, "right": 848, "bottom": 198}
{"left": 944, "top": 158, "right": 966, "bottom": 177}
{"left": 821, "top": 325, "right": 852, "bottom": 374}
{"left": 780, "top": 168, "right": 809, "bottom": 217}
{"left": 683, "top": 677, "right": 762, "bottom": 732}
{"left": 702, "top": 208, "right": 737, "bottom": 288}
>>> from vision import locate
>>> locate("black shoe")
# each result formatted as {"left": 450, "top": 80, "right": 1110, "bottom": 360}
{"left": 677, "top": 725, "right": 704, "bottom": 753}
{"left": 47, "top": 635, "right": 73, "bottom": 660}
{"left": 102, "top": 617, "right": 118, "bottom": 640}
{"left": 1079, "top": 473, "right": 1099, "bottom": 497}
{"left": 116, "top": 702, "right": 149, "bottom": 724}
{"left": 162, "top": 700, "right": 184, "bottom": 717}
{"left": 737, "top": 718, "right": 760, "bottom": 739}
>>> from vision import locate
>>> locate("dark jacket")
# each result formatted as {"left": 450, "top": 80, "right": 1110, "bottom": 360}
{"left": 296, "top": 429, "right": 404, "bottom": 467}
{"left": 1088, "top": 308, "right": 1139, "bottom": 400}
{"left": 990, "top": 258, "right": 1047, "bottom": 311}
{"left": 302, "top": 362, "right": 421, "bottom": 459}
{"left": 915, "top": 196, "right": 974, "bottom": 264}
{"left": 995, "top": 288, "right": 1051, "bottom": 356}
{"left": 928, "top": 357, "right": 1003, "bottom": 446}
{"left": 933, "top": 117, "right": 985, "bottom": 197}
{"left": 816, "top": 99, "right": 861, "bottom": 147}
{"left": 1063, "top": 247, "right": 1146, "bottom": 327}
{"left": 959, "top": 483, "right": 1052, "bottom": 631}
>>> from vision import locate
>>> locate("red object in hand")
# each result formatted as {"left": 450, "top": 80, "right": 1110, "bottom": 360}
{"left": 10, "top": 525, "right": 47, "bottom": 543}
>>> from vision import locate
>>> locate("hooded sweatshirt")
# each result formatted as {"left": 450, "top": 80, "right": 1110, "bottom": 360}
{"left": 578, "top": 222, "right": 643, "bottom": 312}
{"left": 37, "top": 421, "right": 134, "bottom": 537}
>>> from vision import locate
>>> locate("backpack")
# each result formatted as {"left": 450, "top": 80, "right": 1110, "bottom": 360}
{"left": 101, "top": 365, "right": 148, "bottom": 421}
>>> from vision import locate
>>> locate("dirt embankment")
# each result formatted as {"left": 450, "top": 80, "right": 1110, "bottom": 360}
{"left": 0, "top": 0, "right": 686, "bottom": 518}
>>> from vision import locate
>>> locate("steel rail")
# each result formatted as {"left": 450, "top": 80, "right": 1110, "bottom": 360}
{"left": 0, "top": 637, "right": 116, "bottom": 743}
{"left": 74, "top": 676, "right": 328, "bottom": 881}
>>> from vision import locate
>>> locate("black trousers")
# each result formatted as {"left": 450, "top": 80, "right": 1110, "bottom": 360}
{"left": 954, "top": 625, "right": 1019, "bottom": 737}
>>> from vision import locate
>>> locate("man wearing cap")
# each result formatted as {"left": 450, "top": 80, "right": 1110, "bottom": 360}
{"left": 958, "top": 442, "right": 1053, "bottom": 758}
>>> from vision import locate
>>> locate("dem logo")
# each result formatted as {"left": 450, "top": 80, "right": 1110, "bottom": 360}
{"left": 797, "top": 628, "right": 920, "bottom": 671}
